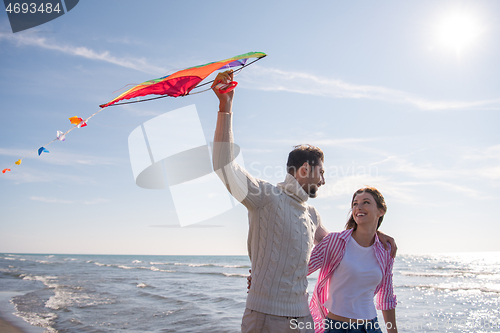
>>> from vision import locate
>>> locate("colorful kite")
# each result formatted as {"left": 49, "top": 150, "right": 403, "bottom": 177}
{"left": 1, "top": 52, "right": 267, "bottom": 175}
{"left": 99, "top": 51, "right": 266, "bottom": 108}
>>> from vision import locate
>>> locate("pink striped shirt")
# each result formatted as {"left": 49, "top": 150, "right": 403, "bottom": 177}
{"left": 308, "top": 229, "right": 397, "bottom": 333}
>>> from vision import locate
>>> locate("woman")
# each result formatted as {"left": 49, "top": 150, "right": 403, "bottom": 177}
{"left": 308, "top": 187, "right": 397, "bottom": 333}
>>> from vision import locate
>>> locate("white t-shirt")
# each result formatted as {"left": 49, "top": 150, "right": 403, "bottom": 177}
{"left": 324, "top": 235, "right": 383, "bottom": 319}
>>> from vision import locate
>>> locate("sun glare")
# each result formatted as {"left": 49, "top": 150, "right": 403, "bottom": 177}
{"left": 437, "top": 12, "right": 483, "bottom": 52}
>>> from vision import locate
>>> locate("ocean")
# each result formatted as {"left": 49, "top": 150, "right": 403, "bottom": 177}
{"left": 1, "top": 252, "right": 499, "bottom": 332}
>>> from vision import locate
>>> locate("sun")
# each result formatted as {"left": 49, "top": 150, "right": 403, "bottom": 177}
{"left": 437, "top": 12, "right": 483, "bottom": 53}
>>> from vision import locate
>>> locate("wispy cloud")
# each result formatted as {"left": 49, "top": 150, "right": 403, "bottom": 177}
{"left": 373, "top": 149, "right": 500, "bottom": 183}
{"left": 149, "top": 224, "right": 224, "bottom": 228}
{"left": 30, "top": 196, "right": 74, "bottom": 204}
{"left": 315, "top": 141, "right": 500, "bottom": 203}
{"left": 319, "top": 172, "right": 488, "bottom": 205}
{"left": 242, "top": 66, "right": 500, "bottom": 111}
{"left": 0, "top": 33, "right": 165, "bottom": 74}
{"left": 0, "top": 148, "right": 120, "bottom": 168}
{"left": 319, "top": 174, "right": 423, "bottom": 204}
{"left": 315, "top": 138, "right": 378, "bottom": 146}
{"left": 462, "top": 144, "right": 500, "bottom": 162}
{"left": 30, "top": 196, "right": 109, "bottom": 204}
{"left": 371, "top": 155, "right": 465, "bottom": 180}
{"left": 83, "top": 198, "right": 110, "bottom": 205}
{"left": 1, "top": 168, "right": 88, "bottom": 183}
{"left": 252, "top": 137, "right": 378, "bottom": 148}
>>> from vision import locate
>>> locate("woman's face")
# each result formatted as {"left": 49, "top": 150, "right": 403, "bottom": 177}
{"left": 352, "top": 192, "right": 385, "bottom": 229}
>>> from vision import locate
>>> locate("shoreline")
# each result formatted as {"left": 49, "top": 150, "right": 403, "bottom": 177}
{"left": 0, "top": 292, "right": 44, "bottom": 333}
{"left": 0, "top": 316, "right": 28, "bottom": 333}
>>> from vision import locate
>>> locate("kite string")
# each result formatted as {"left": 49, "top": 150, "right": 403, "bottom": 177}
{"left": 1, "top": 55, "right": 266, "bottom": 174}
{"left": 1, "top": 124, "right": 80, "bottom": 174}
{"left": 1, "top": 108, "right": 105, "bottom": 174}
{"left": 87, "top": 118, "right": 145, "bottom": 128}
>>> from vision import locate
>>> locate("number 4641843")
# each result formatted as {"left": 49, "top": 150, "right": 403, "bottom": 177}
{"left": 6, "top": 2, "right": 61, "bottom": 14}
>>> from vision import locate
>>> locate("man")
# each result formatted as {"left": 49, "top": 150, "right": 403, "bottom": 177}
{"left": 211, "top": 70, "right": 395, "bottom": 333}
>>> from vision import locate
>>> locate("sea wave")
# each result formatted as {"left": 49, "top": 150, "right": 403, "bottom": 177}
{"left": 169, "top": 262, "right": 250, "bottom": 269}
{"left": 195, "top": 271, "right": 248, "bottom": 278}
{"left": 117, "top": 265, "right": 133, "bottom": 269}
{"left": 400, "top": 284, "right": 500, "bottom": 293}
{"left": 148, "top": 266, "right": 175, "bottom": 273}
{"left": 35, "top": 260, "right": 60, "bottom": 265}
{"left": 136, "top": 291, "right": 191, "bottom": 306}
{"left": 91, "top": 261, "right": 175, "bottom": 273}
{"left": 400, "top": 270, "right": 496, "bottom": 277}
{"left": 14, "top": 309, "right": 58, "bottom": 333}
{"left": 222, "top": 273, "right": 249, "bottom": 278}
{"left": 46, "top": 289, "right": 115, "bottom": 310}
{"left": 20, "top": 274, "right": 59, "bottom": 289}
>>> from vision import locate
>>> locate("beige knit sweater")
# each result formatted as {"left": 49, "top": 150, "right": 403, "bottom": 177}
{"left": 213, "top": 112, "right": 326, "bottom": 317}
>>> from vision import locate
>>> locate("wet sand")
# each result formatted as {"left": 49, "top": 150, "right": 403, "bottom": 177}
{"left": 0, "top": 316, "right": 27, "bottom": 333}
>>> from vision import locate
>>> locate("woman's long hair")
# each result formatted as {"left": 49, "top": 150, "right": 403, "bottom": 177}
{"left": 345, "top": 187, "right": 387, "bottom": 231}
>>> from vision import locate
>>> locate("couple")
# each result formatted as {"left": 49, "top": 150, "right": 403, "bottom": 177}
{"left": 212, "top": 70, "right": 398, "bottom": 333}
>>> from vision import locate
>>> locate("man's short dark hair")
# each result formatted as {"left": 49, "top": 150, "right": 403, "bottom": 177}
{"left": 286, "top": 144, "right": 324, "bottom": 175}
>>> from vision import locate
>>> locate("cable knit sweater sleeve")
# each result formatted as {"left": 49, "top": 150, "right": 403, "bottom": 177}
{"left": 310, "top": 206, "right": 329, "bottom": 245}
{"left": 212, "top": 112, "right": 263, "bottom": 210}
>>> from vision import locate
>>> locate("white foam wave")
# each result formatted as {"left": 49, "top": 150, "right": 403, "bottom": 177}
{"left": 118, "top": 265, "right": 133, "bottom": 269}
{"left": 132, "top": 260, "right": 142, "bottom": 263}
{"left": 149, "top": 266, "right": 175, "bottom": 273}
{"left": 137, "top": 283, "right": 148, "bottom": 288}
{"left": 222, "top": 264, "right": 251, "bottom": 269}
{"left": 171, "top": 262, "right": 249, "bottom": 269}
{"left": 222, "top": 273, "right": 248, "bottom": 278}
{"left": 403, "top": 284, "right": 500, "bottom": 293}
{"left": 401, "top": 270, "right": 495, "bottom": 278}
{"left": 20, "top": 274, "right": 59, "bottom": 288}
{"left": 46, "top": 289, "right": 114, "bottom": 311}
{"left": 172, "top": 262, "right": 211, "bottom": 267}
{"left": 14, "top": 309, "right": 57, "bottom": 333}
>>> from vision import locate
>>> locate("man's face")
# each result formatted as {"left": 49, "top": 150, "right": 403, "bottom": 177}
{"left": 304, "top": 161, "right": 325, "bottom": 198}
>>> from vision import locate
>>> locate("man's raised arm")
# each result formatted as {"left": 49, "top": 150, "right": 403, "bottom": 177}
{"left": 212, "top": 70, "right": 262, "bottom": 210}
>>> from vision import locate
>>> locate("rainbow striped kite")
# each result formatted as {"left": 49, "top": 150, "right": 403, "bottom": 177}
{"left": 100, "top": 51, "right": 266, "bottom": 108}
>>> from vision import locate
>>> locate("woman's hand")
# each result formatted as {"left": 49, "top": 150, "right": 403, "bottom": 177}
{"left": 382, "top": 309, "right": 398, "bottom": 333}
{"left": 247, "top": 269, "right": 251, "bottom": 293}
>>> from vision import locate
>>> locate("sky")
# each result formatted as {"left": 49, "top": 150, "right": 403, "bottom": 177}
{"left": 1, "top": 0, "right": 499, "bottom": 255}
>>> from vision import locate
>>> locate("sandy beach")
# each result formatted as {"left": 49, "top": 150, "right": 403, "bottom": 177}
{"left": 0, "top": 316, "right": 27, "bottom": 333}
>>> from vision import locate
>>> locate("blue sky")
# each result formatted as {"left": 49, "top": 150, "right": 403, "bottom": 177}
{"left": 1, "top": 0, "right": 499, "bottom": 255}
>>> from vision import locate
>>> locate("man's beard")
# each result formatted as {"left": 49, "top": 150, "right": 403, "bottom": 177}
{"left": 307, "top": 185, "right": 318, "bottom": 198}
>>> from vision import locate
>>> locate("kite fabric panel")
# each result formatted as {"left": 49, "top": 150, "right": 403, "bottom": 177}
{"left": 99, "top": 51, "right": 267, "bottom": 108}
